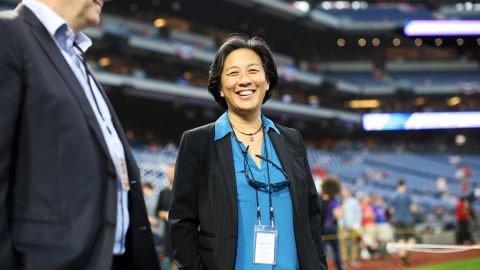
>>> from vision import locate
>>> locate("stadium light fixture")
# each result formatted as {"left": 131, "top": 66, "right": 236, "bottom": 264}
{"left": 404, "top": 20, "right": 480, "bottom": 36}
{"left": 455, "top": 134, "right": 467, "bottom": 146}
{"left": 349, "top": 100, "right": 380, "bottom": 109}
{"left": 292, "top": 1, "right": 310, "bottom": 12}
{"left": 393, "top": 38, "right": 401, "bottom": 47}
{"left": 351, "top": 1, "right": 362, "bottom": 10}
{"left": 447, "top": 97, "right": 461, "bottom": 107}
{"left": 358, "top": 38, "right": 366, "bottom": 47}
{"left": 321, "top": 1, "right": 332, "bottom": 10}
{"left": 98, "top": 57, "right": 111, "bottom": 67}
{"left": 183, "top": 71, "right": 192, "bottom": 80}
{"left": 282, "top": 94, "right": 292, "bottom": 104}
{"left": 154, "top": 18, "right": 167, "bottom": 28}
{"left": 414, "top": 97, "right": 426, "bottom": 106}
{"left": 414, "top": 38, "right": 422, "bottom": 47}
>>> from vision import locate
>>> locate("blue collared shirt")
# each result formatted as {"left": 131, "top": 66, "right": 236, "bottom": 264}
{"left": 215, "top": 112, "right": 299, "bottom": 270}
{"left": 23, "top": 0, "right": 129, "bottom": 255}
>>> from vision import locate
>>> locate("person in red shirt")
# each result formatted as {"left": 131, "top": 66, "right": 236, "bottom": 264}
{"left": 455, "top": 197, "right": 474, "bottom": 244}
{"left": 359, "top": 195, "right": 379, "bottom": 259}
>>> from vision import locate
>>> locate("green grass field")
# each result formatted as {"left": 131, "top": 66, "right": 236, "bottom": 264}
{"left": 411, "top": 257, "right": 480, "bottom": 270}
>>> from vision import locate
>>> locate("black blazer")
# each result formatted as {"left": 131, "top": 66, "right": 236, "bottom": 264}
{"left": 169, "top": 122, "right": 328, "bottom": 270}
{"left": 0, "top": 5, "right": 159, "bottom": 270}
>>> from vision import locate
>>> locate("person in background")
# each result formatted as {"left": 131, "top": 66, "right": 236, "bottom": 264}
{"left": 359, "top": 194, "right": 378, "bottom": 260}
{"left": 143, "top": 182, "right": 163, "bottom": 255}
{"left": 467, "top": 194, "right": 480, "bottom": 233}
{"left": 169, "top": 34, "right": 327, "bottom": 270}
{"left": 157, "top": 164, "right": 177, "bottom": 270}
{"left": 455, "top": 196, "right": 475, "bottom": 245}
{"left": 338, "top": 187, "right": 362, "bottom": 267}
{"left": 372, "top": 195, "right": 393, "bottom": 251}
{"left": 389, "top": 180, "right": 417, "bottom": 266}
{"left": 320, "top": 175, "right": 343, "bottom": 270}
{"left": 0, "top": 1, "right": 160, "bottom": 269}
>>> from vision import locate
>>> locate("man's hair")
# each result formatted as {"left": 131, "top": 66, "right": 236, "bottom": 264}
{"left": 321, "top": 175, "right": 341, "bottom": 197}
{"left": 142, "top": 182, "right": 154, "bottom": 190}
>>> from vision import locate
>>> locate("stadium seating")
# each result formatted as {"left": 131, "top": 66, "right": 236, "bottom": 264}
{"left": 317, "top": 7, "right": 434, "bottom": 23}
{"left": 132, "top": 144, "right": 480, "bottom": 227}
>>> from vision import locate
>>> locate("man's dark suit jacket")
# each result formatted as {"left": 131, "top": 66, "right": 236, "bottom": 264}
{"left": 169, "top": 122, "right": 328, "bottom": 270}
{"left": 0, "top": 5, "right": 160, "bottom": 270}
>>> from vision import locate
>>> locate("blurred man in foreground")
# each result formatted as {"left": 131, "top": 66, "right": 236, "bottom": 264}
{"left": 0, "top": 1, "right": 160, "bottom": 269}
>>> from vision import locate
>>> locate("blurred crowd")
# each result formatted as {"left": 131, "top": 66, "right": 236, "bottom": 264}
{"left": 135, "top": 142, "right": 479, "bottom": 269}
{"left": 316, "top": 175, "right": 479, "bottom": 270}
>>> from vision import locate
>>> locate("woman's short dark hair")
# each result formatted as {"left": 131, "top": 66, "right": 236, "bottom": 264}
{"left": 207, "top": 34, "right": 278, "bottom": 110}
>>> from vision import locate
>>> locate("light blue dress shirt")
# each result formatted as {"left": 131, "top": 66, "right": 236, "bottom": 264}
{"left": 214, "top": 112, "right": 299, "bottom": 270}
{"left": 339, "top": 197, "right": 361, "bottom": 229}
{"left": 22, "top": 0, "right": 130, "bottom": 255}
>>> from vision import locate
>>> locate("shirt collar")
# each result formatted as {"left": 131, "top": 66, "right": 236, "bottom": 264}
{"left": 74, "top": 31, "right": 93, "bottom": 52}
{"left": 262, "top": 114, "right": 280, "bottom": 134}
{"left": 214, "top": 112, "right": 232, "bottom": 141}
{"left": 22, "top": 0, "right": 92, "bottom": 52}
{"left": 214, "top": 112, "right": 279, "bottom": 141}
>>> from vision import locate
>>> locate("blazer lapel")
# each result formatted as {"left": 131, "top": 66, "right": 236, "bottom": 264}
{"left": 17, "top": 5, "right": 114, "bottom": 172}
{"left": 269, "top": 129, "right": 301, "bottom": 217}
{"left": 214, "top": 134, "right": 238, "bottom": 224}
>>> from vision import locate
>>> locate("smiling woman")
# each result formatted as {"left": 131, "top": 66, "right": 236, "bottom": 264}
{"left": 169, "top": 34, "right": 328, "bottom": 270}
{"left": 208, "top": 35, "right": 277, "bottom": 112}
{"left": 219, "top": 48, "right": 270, "bottom": 119}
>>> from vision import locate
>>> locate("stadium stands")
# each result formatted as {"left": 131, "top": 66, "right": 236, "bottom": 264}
{"left": 317, "top": 6, "right": 434, "bottom": 23}
{"left": 132, "top": 143, "right": 480, "bottom": 228}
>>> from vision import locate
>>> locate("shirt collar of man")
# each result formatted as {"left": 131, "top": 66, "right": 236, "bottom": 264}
{"left": 214, "top": 111, "right": 279, "bottom": 141}
{"left": 22, "top": 0, "right": 92, "bottom": 53}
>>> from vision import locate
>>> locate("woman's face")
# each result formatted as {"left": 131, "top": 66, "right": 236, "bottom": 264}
{"left": 220, "top": 48, "right": 270, "bottom": 116}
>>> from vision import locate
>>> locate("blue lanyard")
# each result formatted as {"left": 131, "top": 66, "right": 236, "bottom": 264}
{"left": 231, "top": 124, "right": 276, "bottom": 227}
